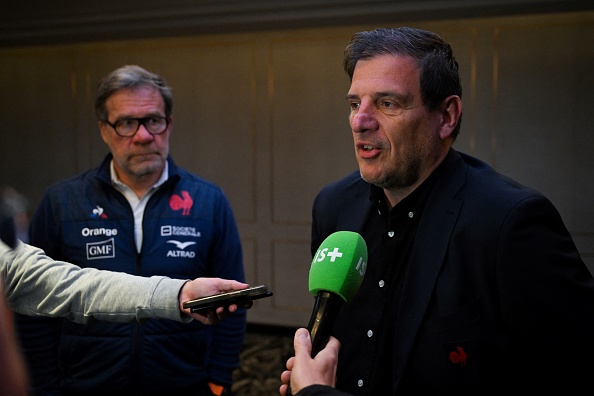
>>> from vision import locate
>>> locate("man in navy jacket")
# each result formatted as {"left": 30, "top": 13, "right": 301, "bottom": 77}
{"left": 281, "top": 27, "right": 594, "bottom": 395}
{"left": 16, "top": 65, "right": 246, "bottom": 396}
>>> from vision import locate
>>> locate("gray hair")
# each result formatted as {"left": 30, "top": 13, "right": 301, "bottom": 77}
{"left": 94, "top": 65, "right": 173, "bottom": 121}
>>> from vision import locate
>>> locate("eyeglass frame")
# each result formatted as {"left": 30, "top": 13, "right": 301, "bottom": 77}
{"left": 102, "top": 116, "right": 170, "bottom": 137}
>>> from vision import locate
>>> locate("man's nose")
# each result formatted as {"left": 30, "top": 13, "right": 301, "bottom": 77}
{"left": 134, "top": 123, "right": 154, "bottom": 139}
{"left": 351, "top": 106, "right": 378, "bottom": 133}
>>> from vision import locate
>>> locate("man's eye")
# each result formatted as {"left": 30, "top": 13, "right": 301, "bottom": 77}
{"left": 349, "top": 102, "right": 360, "bottom": 110}
{"left": 116, "top": 119, "right": 134, "bottom": 127}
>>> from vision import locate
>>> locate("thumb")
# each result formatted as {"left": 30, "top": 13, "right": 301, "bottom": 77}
{"left": 293, "top": 327, "right": 312, "bottom": 358}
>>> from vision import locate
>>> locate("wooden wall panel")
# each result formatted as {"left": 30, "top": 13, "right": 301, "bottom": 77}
{"left": 1, "top": 11, "right": 592, "bottom": 327}
{"left": 0, "top": 50, "right": 81, "bottom": 203}
{"left": 270, "top": 35, "right": 356, "bottom": 224}
{"left": 494, "top": 19, "right": 594, "bottom": 271}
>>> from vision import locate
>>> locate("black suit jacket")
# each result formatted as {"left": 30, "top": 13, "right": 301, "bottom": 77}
{"left": 303, "top": 149, "right": 594, "bottom": 395}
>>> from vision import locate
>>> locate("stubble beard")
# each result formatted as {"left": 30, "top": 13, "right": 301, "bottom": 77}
{"left": 360, "top": 154, "right": 421, "bottom": 190}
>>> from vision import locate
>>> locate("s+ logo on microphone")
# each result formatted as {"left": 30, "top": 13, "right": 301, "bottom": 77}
{"left": 356, "top": 257, "right": 367, "bottom": 277}
{"left": 314, "top": 247, "right": 343, "bottom": 263}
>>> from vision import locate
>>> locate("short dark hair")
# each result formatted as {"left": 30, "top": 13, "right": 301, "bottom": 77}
{"left": 344, "top": 27, "right": 463, "bottom": 139}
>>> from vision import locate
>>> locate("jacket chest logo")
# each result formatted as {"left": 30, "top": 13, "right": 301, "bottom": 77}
{"left": 169, "top": 191, "right": 193, "bottom": 215}
{"left": 449, "top": 346, "right": 468, "bottom": 366}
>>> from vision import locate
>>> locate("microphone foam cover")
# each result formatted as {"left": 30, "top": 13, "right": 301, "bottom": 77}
{"left": 309, "top": 231, "right": 368, "bottom": 302}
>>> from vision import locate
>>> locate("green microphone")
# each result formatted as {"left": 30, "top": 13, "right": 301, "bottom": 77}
{"left": 307, "top": 231, "right": 368, "bottom": 357}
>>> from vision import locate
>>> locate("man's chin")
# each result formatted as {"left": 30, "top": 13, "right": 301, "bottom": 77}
{"left": 129, "top": 161, "right": 164, "bottom": 177}
{"left": 359, "top": 169, "right": 383, "bottom": 186}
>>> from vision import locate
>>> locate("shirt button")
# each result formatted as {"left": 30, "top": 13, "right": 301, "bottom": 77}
{"left": 358, "top": 379, "right": 364, "bottom": 387}
{"left": 379, "top": 280, "right": 385, "bottom": 288}
{"left": 388, "top": 230, "right": 395, "bottom": 237}
{"left": 367, "top": 330, "right": 373, "bottom": 337}
{"left": 409, "top": 211, "right": 414, "bottom": 218}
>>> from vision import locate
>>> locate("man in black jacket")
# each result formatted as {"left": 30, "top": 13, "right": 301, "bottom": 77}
{"left": 281, "top": 27, "right": 594, "bottom": 395}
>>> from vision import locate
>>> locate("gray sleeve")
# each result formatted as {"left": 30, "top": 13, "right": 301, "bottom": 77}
{"left": 0, "top": 240, "right": 191, "bottom": 323}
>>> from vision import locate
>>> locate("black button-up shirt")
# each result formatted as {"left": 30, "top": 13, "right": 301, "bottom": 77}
{"left": 331, "top": 169, "right": 439, "bottom": 395}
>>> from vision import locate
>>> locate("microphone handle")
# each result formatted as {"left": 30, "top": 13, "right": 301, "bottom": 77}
{"left": 287, "top": 291, "right": 343, "bottom": 396}
{"left": 307, "top": 291, "right": 343, "bottom": 357}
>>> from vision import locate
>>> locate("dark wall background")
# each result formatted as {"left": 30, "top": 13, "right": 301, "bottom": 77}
{"left": 1, "top": 1, "right": 593, "bottom": 327}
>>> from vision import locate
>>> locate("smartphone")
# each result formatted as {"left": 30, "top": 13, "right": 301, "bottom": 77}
{"left": 182, "top": 284, "right": 273, "bottom": 313}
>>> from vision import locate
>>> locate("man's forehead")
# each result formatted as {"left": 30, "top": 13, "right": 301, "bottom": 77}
{"left": 106, "top": 87, "right": 164, "bottom": 113}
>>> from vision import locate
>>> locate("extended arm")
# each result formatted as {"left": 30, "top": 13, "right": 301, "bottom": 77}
{"left": 1, "top": 240, "right": 248, "bottom": 324}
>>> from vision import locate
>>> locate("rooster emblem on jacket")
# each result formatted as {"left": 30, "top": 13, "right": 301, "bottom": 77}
{"left": 169, "top": 191, "right": 193, "bottom": 216}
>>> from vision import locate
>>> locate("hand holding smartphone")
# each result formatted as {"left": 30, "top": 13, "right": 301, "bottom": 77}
{"left": 182, "top": 284, "right": 273, "bottom": 313}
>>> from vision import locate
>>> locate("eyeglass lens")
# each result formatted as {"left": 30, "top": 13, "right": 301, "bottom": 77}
{"left": 114, "top": 117, "right": 167, "bottom": 136}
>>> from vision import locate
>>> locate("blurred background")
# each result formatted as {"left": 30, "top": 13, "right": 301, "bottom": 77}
{"left": 1, "top": 0, "right": 593, "bottom": 331}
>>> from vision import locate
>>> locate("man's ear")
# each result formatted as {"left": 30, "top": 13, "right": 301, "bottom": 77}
{"left": 439, "top": 95, "right": 462, "bottom": 139}
{"left": 167, "top": 115, "right": 174, "bottom": 132}
{"left": 99, "top": 120, "right": 110, "bottom": 144}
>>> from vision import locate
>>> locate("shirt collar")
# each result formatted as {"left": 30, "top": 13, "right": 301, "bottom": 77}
{"left": 110, "top": 161, "right": 169, "bottom": 193}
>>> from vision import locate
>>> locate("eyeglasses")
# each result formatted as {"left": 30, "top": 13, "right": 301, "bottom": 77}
{"left": 103, "top": 116, "right": 169, "bottom": 137}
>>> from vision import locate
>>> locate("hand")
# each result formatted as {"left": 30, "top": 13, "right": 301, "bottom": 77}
{"left": 178, "top": 278, "right": 252, "bottom": 324}
{"left": 280, "top": 327, "right": 340, "bottom": 395}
